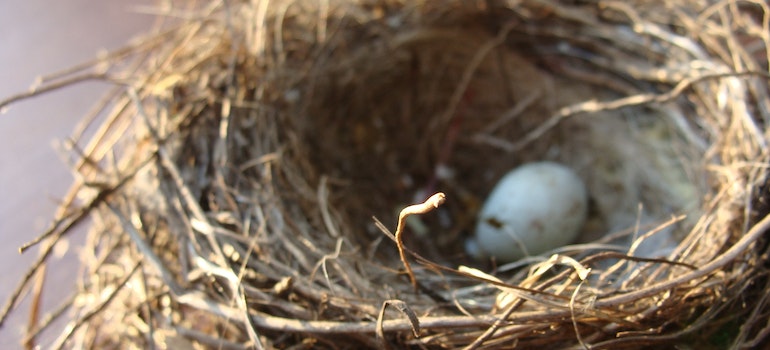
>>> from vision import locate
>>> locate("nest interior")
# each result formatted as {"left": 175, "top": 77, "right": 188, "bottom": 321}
{"left": 6, "top": 0, "right": 770, "bottom": 349}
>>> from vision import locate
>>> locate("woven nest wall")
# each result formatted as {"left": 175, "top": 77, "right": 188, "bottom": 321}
{"left": 5, "top": 0, "right": 770, "bottom": 349}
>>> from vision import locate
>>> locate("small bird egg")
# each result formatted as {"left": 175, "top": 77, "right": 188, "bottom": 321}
{"left": 470, "top": 161, "right": 588, "bottom": 263}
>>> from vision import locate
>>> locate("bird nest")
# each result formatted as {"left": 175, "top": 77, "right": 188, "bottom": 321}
{"left": 4, "top": 0, "right": 770, "bottom": 348}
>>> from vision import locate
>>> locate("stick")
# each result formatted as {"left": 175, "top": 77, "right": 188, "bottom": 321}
{"left": 394, "top": 193, "right": 446, "bottom": 289}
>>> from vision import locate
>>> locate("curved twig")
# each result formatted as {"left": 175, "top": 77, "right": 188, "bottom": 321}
{"left": 394, "top": 192, "right": 446, "bottom": 289}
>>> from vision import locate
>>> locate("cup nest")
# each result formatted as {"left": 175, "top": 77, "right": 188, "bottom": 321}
{"left": 4, "top": 0, "right": 770, "bottom": 349}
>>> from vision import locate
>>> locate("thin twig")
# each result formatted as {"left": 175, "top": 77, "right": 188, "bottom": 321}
{"left": 24, "top": 264, "right": 46, "bottom": 350}
{"left": 394, "top": 193, "right": 446, "bottom": 289}
{"left": 21, "top": 292, "right": 76, "bottom": 345}
{"left": 0, "top": 233, "right": 66, "bottom": 328}
{"left": 375, "top": 216, "right": 576, "bottom": 302}
{"left": 106, "top": 201, "right": 183, "bottom": 295}
{"left": 377, "top": 300, "right": 420, "bottom": 349}
{"left": 177, "top": 291, "right": 579, "bottom": 335}
{"left": 51, "top": 262, "right": 142, "bottom": 350}
{"left": 598, "top": 212, "right": 770, "bottom": 308}
{"left": 0, "top": 73, "right": 123, "bottom": 111}
{"left": 506, "top": 70, "right": 770, "bottom": 152}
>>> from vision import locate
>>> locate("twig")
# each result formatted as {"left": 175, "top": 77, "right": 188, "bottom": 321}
{"left": 464, "top": 293, "right": 521, "bottom": 350}
{"left": 18, "top": 133, "right": 156, "bottom": 254}
{"left": 569, "top": 281, "right": 590, "bottom": 350}
{"left": 374, "top": 217, "right": 573, "bottom": 301}
{"left": 377, "top": 300, "right": 420, "bottom": 349}
{"left": 0, "top": 153, "right": 156, "bottom": 328}
{"left": 177, "top": 290, "right": 579, "bottom": 336}
{"left": 0, "top": 233, "right": 65, "bottom": 328}
{"left": 190, "top": 254, "right": 265, "bottom": 350}
{"left": 21, "top": 292, "right": 76, "bottom": 345}
{"left": 0, "top": 73, "right": 122, "bottom": 111}
{"left": 50, "top": 262, "right": 142, "bottom": 350}
{"left": 317, "top": 176, "right": 340, "bottom": 238}
{"left": 175, "top": 326, "right": 250, "bottom": 350}
{"left": 597, "top": 212, "right": 770, "bottom": 308}
{"left": 106, "top": 201, "right": 183, "bottom": 295}
{"left": 505, "top": 70, "right": 770, "bottom": 152}
{"left": 394, "top": 192, "right": 446, "bottom": 289}
{"left": 24, "top": 264, "right": 46, "bottom": 350}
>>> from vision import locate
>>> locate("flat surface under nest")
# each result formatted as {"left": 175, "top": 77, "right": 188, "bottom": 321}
{"left": 3, "top": 0, "right": 770, "bottom": 349}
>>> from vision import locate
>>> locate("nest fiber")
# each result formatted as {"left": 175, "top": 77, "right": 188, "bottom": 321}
{"left": 4, "top": 0, "right": 770, "bottom": 349}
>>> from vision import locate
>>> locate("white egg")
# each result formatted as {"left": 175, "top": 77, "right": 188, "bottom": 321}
{"left": 468, "top": 161, "right": 588, "bottom": 263}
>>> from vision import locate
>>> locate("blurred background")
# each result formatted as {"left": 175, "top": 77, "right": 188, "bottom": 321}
{"left": 0, "top": 0, "right": 153, "bottom": 346}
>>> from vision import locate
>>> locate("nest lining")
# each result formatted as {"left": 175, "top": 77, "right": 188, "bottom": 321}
{"left": 4, "top": 0, "right": 770, "bottom": 349}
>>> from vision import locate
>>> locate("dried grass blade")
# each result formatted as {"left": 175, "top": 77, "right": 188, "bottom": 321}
{"left": 377, "top": 299, "right": 421, "bottom": 349}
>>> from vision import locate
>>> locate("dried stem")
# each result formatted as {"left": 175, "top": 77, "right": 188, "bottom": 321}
{"left": 394, "top": 192, "right": 446, "bottom": 289}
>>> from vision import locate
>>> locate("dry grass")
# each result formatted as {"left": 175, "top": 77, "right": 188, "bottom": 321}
{"left": 3, "top": 0, "right": 770, "bottom": 348}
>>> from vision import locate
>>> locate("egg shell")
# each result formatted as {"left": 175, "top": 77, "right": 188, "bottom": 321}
{"left": 473, "top": 161, "right": 588, "bottom": 262}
